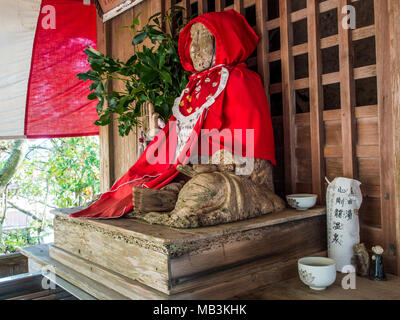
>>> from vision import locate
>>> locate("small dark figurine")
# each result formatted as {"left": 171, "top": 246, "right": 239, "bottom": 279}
{"left": 369, "top": 245, "right": 387, "bottom": 281}
{"left": 352, "top": 243, "right": 369, "bottom": 277}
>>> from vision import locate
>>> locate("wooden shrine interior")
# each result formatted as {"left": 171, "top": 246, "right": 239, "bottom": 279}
{"left": 95, "top": 0, "right": 400, "bottom": 275}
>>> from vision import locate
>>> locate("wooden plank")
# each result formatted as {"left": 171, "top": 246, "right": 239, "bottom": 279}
{"left": 323, "top": 105, "right": 378, "bottom": 121}
{"left": 338, "top": 0, "right": 357, "bottom": 178}
{"left": 215, "top": 0, "right": 224, "bottom": 12}
{"left": 0, "top": 273, "right": 43, "bottom": 300}
{"left": 352, "top": 24, "right": 375, "bottom": 41}
{"left": 240, "top": 273, "right": 400, "bottom": 300}
{"left": 44, "top": 244, "right": 327, "bottom": 300}
{"left": 0, "top": 252, "right": 28, "bottom": 278}
{"left": 269, "top": 25, "right": 375, "bottom": 62}
{"left": 319, "top": 0, "right": 338, "bottom": 13}
{"left": 50, "top": 214, "right": 326, "bottom": 297}
{"left": 280, "top": 0, "right": 297, "bottom": 194}
{"left": 97, "top": 15, "right": 115, "bottom": 192}
{"left": 179, "top": 0, "right": 191, "bottom": 20}
{"left": 374, "top": 0, "right": 396, "bottom": 274}
{"left": 169, "top": 215, "right": 326, "bottom": 292}
{"left": 269, "top": 26, "right": 375, "bottom": 63}
{"left": 354, "top": 65, "right": 376, "bottom": 80}
{"left": 291, "top": 8, "right": 307, "bottom": 23}
{"left": 49, "top": 246, "right": 168, "bottom": 300}
{"left": 197, "top": 0, "right": 208, "bottom": 14}
{"left": 8, "top": 288, "right": 64, "bottom": 300}
{"left": 19, "top": 245, "right": 124, "bottom": 300}
{"left": 255, "top": 0, "right": 269, "bottom": 88}
{"left": 388, "top": 0, "right": 400, "bottom": 275}
{"left": 110, "top": 8, "right": 140, "bottom": 181}
{"left": 52, "top": 207, "right": 326, "bottom": 295}
{"left": 265, "top": 64, "right": 376, "bottom": 95}
{"left": 52, "top": 206, "right": 326, "bottom": 247}
{"left": 234, "top": 0, "right": 244, "bottom": 14}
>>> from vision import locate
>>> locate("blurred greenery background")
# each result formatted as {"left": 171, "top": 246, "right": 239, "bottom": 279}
{"left": 0, "top": 137, "right": 100, "bottom": 254}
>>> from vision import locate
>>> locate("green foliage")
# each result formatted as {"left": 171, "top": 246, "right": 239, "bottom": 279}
{"left": 0, "top": 137, "right": 100, "bottom": 254}
{"left": 13, "top": 137, "right": 100, "bottom": 208}
{"left": 0, "top": 221, "right": 49, "bottom": 254}
{"left": 78, "top": 6, "right": 190, "bottom": 137}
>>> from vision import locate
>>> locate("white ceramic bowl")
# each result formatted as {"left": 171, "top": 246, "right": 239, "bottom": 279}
{"left": 286, "top": 193, "right": 317, "bottom": 210}
{"left": 298, "top": 257, "right": 336, "bottom": 291}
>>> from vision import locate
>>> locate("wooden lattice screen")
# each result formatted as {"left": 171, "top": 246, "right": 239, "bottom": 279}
{"left": 97, "top": 0, "right": 400, "bottom": 274}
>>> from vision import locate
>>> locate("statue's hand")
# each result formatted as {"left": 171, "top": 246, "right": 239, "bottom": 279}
{"left": 177, "top": 164, "right": 235, "bottom": 178}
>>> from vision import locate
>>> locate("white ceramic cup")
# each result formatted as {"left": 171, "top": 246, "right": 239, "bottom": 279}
{"left": 298, "top": 257, "right": 337, "bottom": 291}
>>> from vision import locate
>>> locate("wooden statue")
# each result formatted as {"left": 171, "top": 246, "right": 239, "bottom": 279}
{"left": 130, "top": 20, "right": 285, "bottom": 228}
{"left": 70, "top": 11, "right": 284, "bottom": 224}
{"left": 351, "top": 243, "right": 369, "bottom": 277}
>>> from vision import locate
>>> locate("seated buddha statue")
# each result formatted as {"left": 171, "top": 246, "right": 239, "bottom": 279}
{"left": 70, "top": 10, "right": 285, "bottom": 227}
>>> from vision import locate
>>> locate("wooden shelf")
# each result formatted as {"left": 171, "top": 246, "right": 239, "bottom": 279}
{"left": 240, "top": 273, "right": 400, "bottom": 300}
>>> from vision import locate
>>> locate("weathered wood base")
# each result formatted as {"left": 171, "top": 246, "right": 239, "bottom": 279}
{"left": 46, "top": 207, "right": 326, "bottom": 299}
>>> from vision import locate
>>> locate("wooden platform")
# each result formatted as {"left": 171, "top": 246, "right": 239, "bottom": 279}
{"left": 26, "top": 207, "right": 327, "bottom": 299}
{"left": 0, "top": 252, "right": 28, "bottom": 278}
{"left": 0, "top": 272, "right": 77, "bottom": 300}
{"left": 240, "top": 273, "right": 400, "bottom": 300}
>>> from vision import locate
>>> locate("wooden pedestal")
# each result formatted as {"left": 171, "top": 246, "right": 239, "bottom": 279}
{"left": 42, "top": 207, "right": 327, "bottom": 299}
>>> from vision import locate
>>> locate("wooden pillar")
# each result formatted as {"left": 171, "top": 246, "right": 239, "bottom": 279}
{"left": 338, "top": 0, "right": 357, "bottom": 179}
{"left": 307, "top": 0, "right": 325, "bottom": 204}
{"left": 388, "top": 0, "right": 400, "bottom": 275}
{"left": 374, "top": 0, "right": 397, "bottom": 273}
{"left": 215, "top": 0, "right": 224, "bottom": 12}
{"left": 255, "top": 0, "right": 269, "bottom": 89}
{"left": 234, "top": 0, "right": 244, "bottom": 14}
{"left": 280, "top": 0, "right": 296, "bottom": 194}
{"left": 180, "top": 0, "right": 191, "bottom": 20}
{"left": 198, "top": 0, "right": 208, "bottom": 14}
{"left": 151, "top": 0, "right": 165, "bottom": 29}
{"left": 97, "top": 14, "right": 114, "bottom": 192}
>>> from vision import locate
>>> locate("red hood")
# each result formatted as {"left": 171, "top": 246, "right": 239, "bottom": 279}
{"left": 178, "top": 10, "right": 259, "bottom": 73}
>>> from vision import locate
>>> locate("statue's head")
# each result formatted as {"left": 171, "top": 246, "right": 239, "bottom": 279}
{"left": 179, "top": 10, "right": 259, "bottom": 73}
{"left": 189, "top": 23, "right": 215, "bottom": 72}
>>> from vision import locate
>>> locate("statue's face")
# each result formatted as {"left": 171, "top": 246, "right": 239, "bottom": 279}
{"left": 189, "top": 23, "right": 215, "bottom": 72}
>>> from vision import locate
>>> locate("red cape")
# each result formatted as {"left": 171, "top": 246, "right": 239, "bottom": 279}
{"left": 70, "top": 10, "right": 275, "bottom": 219}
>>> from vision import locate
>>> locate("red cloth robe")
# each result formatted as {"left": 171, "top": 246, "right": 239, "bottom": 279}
{"left": 70, "top": 9, "right": 275, "bottom": 219}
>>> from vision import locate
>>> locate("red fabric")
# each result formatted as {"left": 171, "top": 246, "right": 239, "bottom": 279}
{"left": 70, "top": 9, "right": 275, "bottom": 219}
{"left": 179, "top": 10, "right": 275, "bottom": 163}
{"left": 69, "top": 115, "right": 204, "bottom": 218}
{"left": 25, "top": 0, "right": 98, "bottom": 138}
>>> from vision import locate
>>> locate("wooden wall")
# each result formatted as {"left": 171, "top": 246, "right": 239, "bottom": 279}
{"left": 97, "top": 0, "right": 400, "bottom": 274}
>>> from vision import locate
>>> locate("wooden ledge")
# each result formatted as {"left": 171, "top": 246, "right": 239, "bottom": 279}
{"left": 52, "top": 206, "right": 326, "bottom": 245}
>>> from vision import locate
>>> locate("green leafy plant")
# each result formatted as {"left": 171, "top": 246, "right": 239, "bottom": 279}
{"left": 1, "top": 221, "right": 49, "bottom": 254}
{"left": 78, "top": 6, "right": 190, "bottom": 137}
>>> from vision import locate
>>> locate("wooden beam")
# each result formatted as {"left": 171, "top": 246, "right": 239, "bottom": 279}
{"left": 388, "top": 0, "right": 400, "bottom": 275}
{"left": 280, "top": 0, "right": 297, "bottom": 194}
{"left": 307, "top": 0, "right": 325, "bottom": 204}
{"left": 268, "top": 25, "right": 376, "bottom": 62}
{"left": 97, "top": 14, "right": 115, "bottom": 192}
{"left": 338, "top": 0, "right": 357, "bottom": 178}
{"left": 255, "top": 0, "right": 269, "bottom": 89}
